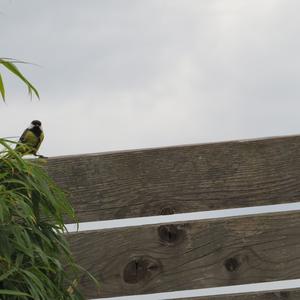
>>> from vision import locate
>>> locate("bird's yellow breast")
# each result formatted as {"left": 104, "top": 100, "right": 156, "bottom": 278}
{"left": 23, "top": 130, "right": 39, "bottom": 147}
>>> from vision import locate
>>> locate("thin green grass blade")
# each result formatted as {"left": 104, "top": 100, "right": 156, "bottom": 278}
{"left": 0, "top": 289, "right": 33, "bottom": 297}
{"left": 0, "top": 73, "right": 5, "bottom": 101}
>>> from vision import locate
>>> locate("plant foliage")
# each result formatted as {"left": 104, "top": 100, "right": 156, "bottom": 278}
{"left": 0, "top": 140, "right": 92, "bottom": 299}
{"left": 0, "top": 58, "right": 39, "bottom": 101}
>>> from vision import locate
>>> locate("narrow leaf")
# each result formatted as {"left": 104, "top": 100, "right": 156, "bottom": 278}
{"left": 0, "top": 73, "right": 5, "bottom": 101}
{"left": 0, "top": 289, "right": 33, "bottom": 297}
{"left": 0, "top": 59, "right": 39, "bottom": 99}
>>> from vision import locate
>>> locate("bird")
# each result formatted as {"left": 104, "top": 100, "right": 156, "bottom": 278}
{"left": 15, "top": 120, "right": 45, "bottom": 157}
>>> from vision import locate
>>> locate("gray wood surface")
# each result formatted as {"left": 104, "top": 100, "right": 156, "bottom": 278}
{"left": 46, "top": 135, "right": 300, "bottom": 223}
{"left": 181, "top": 289, "right": 300, "bottom": 299}
{"left": 67, "top": 211, "right": 300, "bottom": 298}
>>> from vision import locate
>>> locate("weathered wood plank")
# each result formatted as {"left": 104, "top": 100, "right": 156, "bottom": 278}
{"left": 47, "top": 135, "right": 300, "bottom": 223}
{"left": 181, "top": 289, "right": 300, "bottom": 299}
{"left": 67, "top": 211, "right": 300, "bottom": 298}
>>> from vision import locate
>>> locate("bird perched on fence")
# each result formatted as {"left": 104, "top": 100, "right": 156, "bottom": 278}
{"left": 15, "top": 120, "right": 45, "bottom": 157}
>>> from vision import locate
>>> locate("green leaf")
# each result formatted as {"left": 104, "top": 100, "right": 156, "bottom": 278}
{"left": 0, "top": 289, "right": 33, "bottom": 297}
{"left": 0, "top": 73, "right": 5, "bottom": 101}
{"left": 0, "top": 267, "right": 18, "bottom": 281}
{"left": 0, "top": 58, "right": 39, "bottom": 99}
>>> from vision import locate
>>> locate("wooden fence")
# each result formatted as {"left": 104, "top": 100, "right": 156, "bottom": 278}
{"left": 46, "top": 135, "right": 300, "bottom": 299}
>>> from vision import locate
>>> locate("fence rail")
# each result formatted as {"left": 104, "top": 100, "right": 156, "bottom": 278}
{"left": 67, "top": 211, "right": 300, "bottom": 298}
{"left": 46, "top": 135, "right": 300, "bottom": 224}
{"left": 182, "top": 289, "right": 300, "bottom": 299}
{"left": 45, "top": 135, "right": 300, "bottom": 299}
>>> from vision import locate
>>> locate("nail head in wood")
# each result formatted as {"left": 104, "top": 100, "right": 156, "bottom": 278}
{"left": 160, "top": 207, "right": 176, "bottom": 215}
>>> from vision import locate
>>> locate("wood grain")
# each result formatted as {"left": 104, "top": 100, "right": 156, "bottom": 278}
{"left": 46, "top": 135, "right": 300, "bottom": 223}
{"left": 181, "top": 289, "right": 300, "bottom": 299}
{"left": 67, "top": 211, "right": 300, "bottom": 298}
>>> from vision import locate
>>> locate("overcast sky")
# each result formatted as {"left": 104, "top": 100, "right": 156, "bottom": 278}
{"left": 1, "top": 0, "right": 300, "bottom": 157}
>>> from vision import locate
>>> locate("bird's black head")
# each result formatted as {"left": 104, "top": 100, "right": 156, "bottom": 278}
{"left": 31, "top": 120, "right": 42, "bottom": 127}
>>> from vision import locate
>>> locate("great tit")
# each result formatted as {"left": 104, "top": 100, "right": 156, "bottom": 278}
{"left": 15, "top": 120, "right": 45, "bottom": 157}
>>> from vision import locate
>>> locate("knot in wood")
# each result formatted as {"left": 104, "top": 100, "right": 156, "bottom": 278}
{"left": 158, "top": 224, "right": 184, "bottom": 245}
{"left": 123, "top": 257, "right": 160, "bottom": 284}
{"left": 224, "top": 257, "right": 240, "bottom": 272}
{"left": 160, "top": 207, "right": 175, "bottom": 215}
{"left": 278, "top": 291, "right": 290, "bottom": 299}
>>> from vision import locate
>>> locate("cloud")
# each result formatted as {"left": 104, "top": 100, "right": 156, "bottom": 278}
{"left": 1, "top": 0, "right": 300, "bottom": 156}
